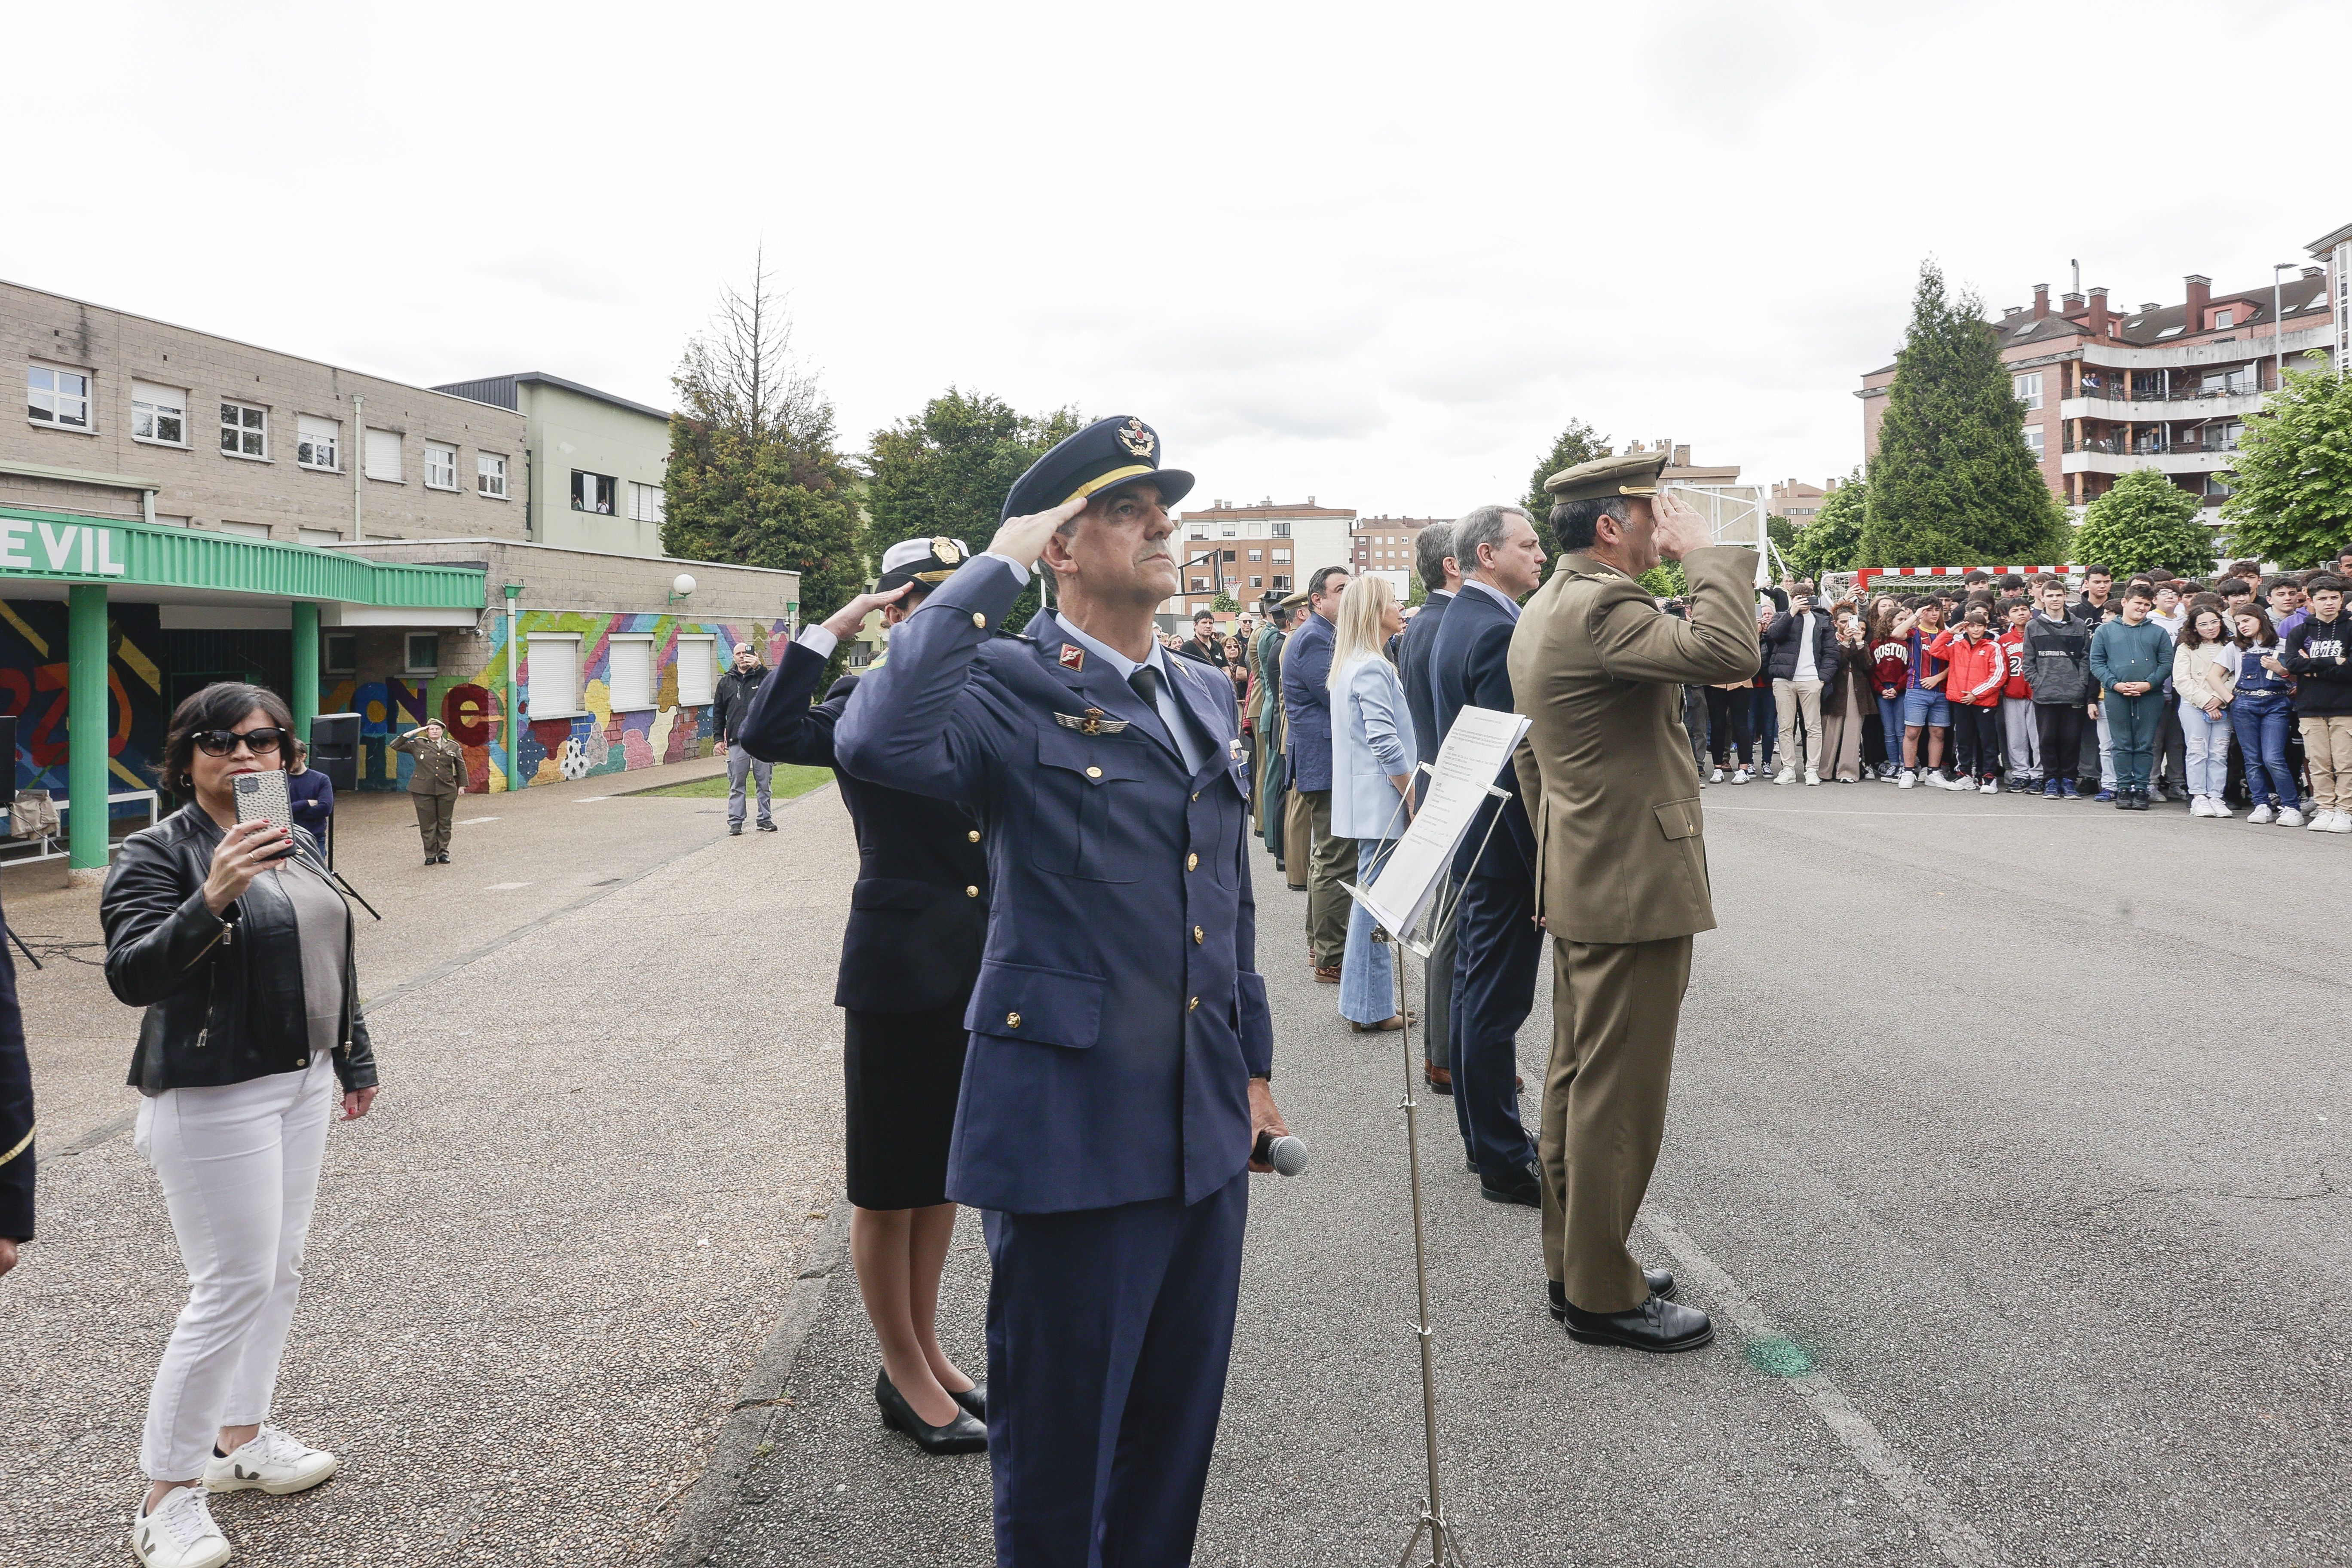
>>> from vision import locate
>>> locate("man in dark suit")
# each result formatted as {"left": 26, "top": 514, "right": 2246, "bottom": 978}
{"left": 1395, "top": 523, "right": 1460, "bottom": 1099}
{"left": 736, "top": 536, "right": 994, "bottom": 1454}
{"left": 836, "top": 416, "right": 1286, "bottom": 1567}
{"left": 0, "top": 879, "right": 31, "bottom": 1281}
{"left": 1281, "top": 566, "right": 1354, "bottom": 982}
{"left": 1426, "top": 503, "right": 1546, "bottom": 1205}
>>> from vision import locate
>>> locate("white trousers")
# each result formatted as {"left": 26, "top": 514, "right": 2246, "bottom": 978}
{"left": 135, "top": 1058, "right": 335, "bottom": 1480}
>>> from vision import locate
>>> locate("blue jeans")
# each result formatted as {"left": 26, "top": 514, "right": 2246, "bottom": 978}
{"left": 2180, "top": 699, "right": 2230, "bottom": 798}
{"left": 2230, "top": 693, "right": 2296, "bottom": 806}
{"left": 1876, "top": 694, "right": 1905, "bottom": 769}
{"left": 1340, "top": 837, "right": 1399, "bottom": 1025}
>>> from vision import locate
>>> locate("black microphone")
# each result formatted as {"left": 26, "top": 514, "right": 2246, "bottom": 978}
{"left": 1253, "top": 1130, "right": 1308, "bottom": 1176}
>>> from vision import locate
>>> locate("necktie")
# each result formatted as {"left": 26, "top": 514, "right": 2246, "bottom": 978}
{"left": 1127, "top": 665, "right": 1161, "bottom": 709}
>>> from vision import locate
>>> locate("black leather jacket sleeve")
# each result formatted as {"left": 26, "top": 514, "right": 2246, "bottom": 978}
{"left": 101, "top": 837, "right": 234, "bottom": 1010}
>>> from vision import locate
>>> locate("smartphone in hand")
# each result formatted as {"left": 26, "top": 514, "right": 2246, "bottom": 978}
{"left": 233, "top": 771, "right": 299, "bottom": 860}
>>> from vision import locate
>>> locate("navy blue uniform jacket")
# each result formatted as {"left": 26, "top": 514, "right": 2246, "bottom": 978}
{"left": 733, "top": 638, "right": 989, "bottom": 1014}
{"left": 835, "top": 558, "right": 1273, "bottom": 1216}
{"left": 1427, "top": 584, "right": 1537, "bottom": 878}
{"left": 1280, "top": 612, "right": 1338, "bottom": 792}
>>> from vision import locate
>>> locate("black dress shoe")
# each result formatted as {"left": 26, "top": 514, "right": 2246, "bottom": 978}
{"left": 1479, "top": 1161, "right": 1541, "bottom": 1207}
{"left": 875, "top": 1370, "right": 986, "bottom": 1454}
{"left": 1548, "top": 1269, "right": 1675, "bottom": 1320}
{"left": 436, "top": 852, "right": 450, "bottom": 863}
{"left": 951, "top": 1382, "right": 985, "bottom": 1421}
{"left": 757, "top": 820, "right": 778, "bottom": 832}
{"left": 1560, "top": 1292, "right": 1714, "bottom": 1352}
{"left": 729, "top": 824, "right": 744, "bottom": 836}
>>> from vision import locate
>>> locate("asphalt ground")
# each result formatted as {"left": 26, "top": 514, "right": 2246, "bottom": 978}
{"left": 2, "top": 756, "right": 857, "bottom": 1567}
{"left": 691, "top": 778, "right": 2352, "bottom": 1568}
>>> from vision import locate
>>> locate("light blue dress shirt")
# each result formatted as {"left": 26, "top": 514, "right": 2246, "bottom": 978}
{"left": 982, "top": 552, "right": 1211, "bottom": 774}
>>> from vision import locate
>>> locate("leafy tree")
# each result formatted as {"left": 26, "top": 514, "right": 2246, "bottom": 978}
{"left": 2073, "top": 469, "right": 2215, "bottom": 577}
{"left": 1638, "top": 560, "right": 1686, "bottom": 598}
{"left": 1407, "top": 574, "right": 1427, "bottom": 609}
{"left": 1523, "top": 419, "right": 1614, "bottom": 581}
{"left": 2220, "top": 355, "right": 2352, "bottom": 565}
{"left": 1862, "top": 261, "right": 2071, "bottom": 568}
{"left": 864, "top": 389, "right": 1083, "bottom": 634}
{"left": 1786, "top": 471, "right": 1869, "bottom": 584}
{"left": 664, "top": 253, "right": 864, "bottom": 637}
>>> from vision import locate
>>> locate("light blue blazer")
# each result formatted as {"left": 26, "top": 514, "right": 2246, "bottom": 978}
{"left": 1330, "top": 653, "right": 1418, "bottom": 840}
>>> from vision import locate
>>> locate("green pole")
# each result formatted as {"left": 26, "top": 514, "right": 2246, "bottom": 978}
{"left": 66, "top": 583, "right": 110, "bottom": 871}
{"left": 290, "top": 601, "right": 320, "bottom": 743}
{"left": 503, "top": 582, "right": 523, "bottom": 792}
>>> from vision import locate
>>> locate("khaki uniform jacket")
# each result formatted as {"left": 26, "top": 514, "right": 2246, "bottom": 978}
{"left": 1507, "top": 545, "right": 1760, "bottom": 945}
{"left": 391, "top": 729, "right": 469, "bottom": 796}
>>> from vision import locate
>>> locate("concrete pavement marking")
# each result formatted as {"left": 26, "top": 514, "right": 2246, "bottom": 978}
{"left": 456, "top": 815, "right": 499, "bottom": 824}
{"left": 484, "top": 881, "right": 530, "bottom": 890}
{"left": 1642, "top": 1210, "right": 2002, "bottom": 1568}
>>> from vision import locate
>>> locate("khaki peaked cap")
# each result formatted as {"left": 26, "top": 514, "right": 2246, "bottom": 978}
{"left": 1544, "top": 450, "right": 1670, "bottom": 504}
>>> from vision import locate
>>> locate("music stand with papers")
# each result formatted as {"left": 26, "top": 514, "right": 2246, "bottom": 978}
{"left": 1338, "top": 705, "right": 1531, "bottom": 1568}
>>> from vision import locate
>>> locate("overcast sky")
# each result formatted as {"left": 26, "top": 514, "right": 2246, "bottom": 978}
{"left": 11, "top": 1, "right": 2346, "bottom": 522}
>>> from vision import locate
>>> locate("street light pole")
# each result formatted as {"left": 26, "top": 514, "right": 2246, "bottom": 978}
{"left": 2273, "top": 263, "right": 2293, "bottom": 388}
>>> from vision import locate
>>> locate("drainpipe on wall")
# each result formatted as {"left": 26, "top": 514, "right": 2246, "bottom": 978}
{"left": 351, "top": 394, "right": 365, "bottom": 541}
{"left": 504, "top": 582, "right": 522, "bottom": 791}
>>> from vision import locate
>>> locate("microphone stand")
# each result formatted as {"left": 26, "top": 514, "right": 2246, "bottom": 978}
{"left": 1342, "top": 767, "right": 1512, "bottom": 1568}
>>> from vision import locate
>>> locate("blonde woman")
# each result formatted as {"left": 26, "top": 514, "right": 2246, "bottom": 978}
{"left": 1327, "top": 575, "right": 1417, "bottom": 1031}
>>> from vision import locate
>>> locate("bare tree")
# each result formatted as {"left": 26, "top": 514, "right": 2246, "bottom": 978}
{"left": 673, "top": 246, "right": 828, "bottom": 448}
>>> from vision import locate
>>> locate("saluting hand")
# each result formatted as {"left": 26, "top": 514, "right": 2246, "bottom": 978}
{"left": 822, "top": 582, "right": 913, "bottom": 640}
{"left": 987, "top": 496, "right": 1088, "bottom": 572}
{"left": 1650, "top": 490, "right": 1712, "bottom": 562}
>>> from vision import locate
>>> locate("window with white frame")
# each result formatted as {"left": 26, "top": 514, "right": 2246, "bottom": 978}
{"left": 1247, "top": 548, "right": 1262, "bottom": 561}
{"left": 606, "top": 636, "right": 654, "bottom": 711}
{"left": 1272, "top": 548, "right": 1291, "bottom": 562}
{"left": 1270, "top": 521, "right": 1290, "bottom": 537}
{"left": 627, "top": 481, "right": 665, "bottom": 524}
{"left": 28, "top": 363, "right": 92, "bottom": 429}
{"left": 424, "top": 442, "right": 459, "bottom": 490}
{"left": 478, "top": 451, "right": 508, "bottom": 497}
{"left": 2012, "top": 372, "right": 2043, "bottom": 411}
{"left": 674, "top": 635, "right": 717, "bottom": 707}
{"left": 322, "top": 632, "right": 358, "bottom": 674}
{"left": 296, "top": 415, "right": 340, "bottom": 471}
{"left": 527, "top": 634, "right": 583, "bottom": 717}
{"left": 221, "top": 400, "right": 267, "bottom": 458}
{"left": 364, "top": 428, "right": 403, "bottom": 482}
{"left": 404, "top": 632, "right": 440, "bottom": 674}
{"left": 298, "top": 527, "right": 339, "bottom": 546}
{"left": 132, "top": 381, "right": 187, "bottom": 445}
{"left": 2022, "top": 424, "right": 2046, "bottom": 457}
{"left": 572, "top": 469, "right": 617, "bottom": 514}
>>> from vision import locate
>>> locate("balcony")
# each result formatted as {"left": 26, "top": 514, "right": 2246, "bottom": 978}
{"left": 2060, "top": 446, "right": 2236, "bottom": 476}
{"left": 2059, "top": 388, "right": 2266, "bottom": 423}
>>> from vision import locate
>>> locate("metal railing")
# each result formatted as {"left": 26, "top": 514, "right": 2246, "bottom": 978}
{"left": 2063, "top": 433, "right": 2240, "bottom": 456}
{"left": 2071, "top": 379, "right": 2263, "bottom": 404}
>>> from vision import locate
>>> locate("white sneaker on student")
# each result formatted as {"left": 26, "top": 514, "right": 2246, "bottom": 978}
{"left": 1730, "top": 768, "right": 1750, "bottom": 784}
{"left": 1978, "top": 779, "right": 1998, "bottom": 794}
{"left": 1773, "top": 766, "right": 1795, "bottom": 785}
{"left": 1709, "top": 767, "right": 1724, "bottom": 784}
{"left": 2248, "top": 803, "right": 2276, "bottom": 825}
{"left": 2189, "top": 796, "right": 2212, "bottom": 817}
{"left": 2208, "top": 797, "right": 2233, "bottom": 819}
{"left": 202, "top": 1426, "right": 337, "bottom": 1496}
{"left": 2327, "top": 811, "right": 2352, "bottom": 833}
{"left": 2305, "top": 808, "right": 2334, "bottom": 830}
{"left": 1897, "top": 769, "right": 1917, "bottom": 789}
{"left": 1804, "top": 769, "right": 1821, "bottom": 786}
{"left": 2277, "top": 806, "right": 2306, "bottom": 827}
{"left": 132, "top": 1486, "right": 230, "bottom": 1568}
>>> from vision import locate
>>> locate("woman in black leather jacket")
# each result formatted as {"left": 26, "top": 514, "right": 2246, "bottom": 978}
{"left": 101, "top": 683, "right": 378, "bottom": 1568}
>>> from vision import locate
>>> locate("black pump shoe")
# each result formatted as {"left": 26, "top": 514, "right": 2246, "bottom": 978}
{"left": 875, "top": 1369, "right": 987, "bottom": 1454}
{"left": 951, "top": 1382, "right": 986, "bottom": 1421}
{"left": 1560, "top": 1292, "right": 1714, "bottom": 1352}
{"left": 1549, "top": 1271, "right": 1675, "bottom": 1320}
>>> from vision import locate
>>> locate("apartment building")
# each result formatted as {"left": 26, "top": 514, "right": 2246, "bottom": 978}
{"left": 1857, "top": 230, "right": 2344, "bottom": 526}
{"left": 1170, "top": 497, "right": 1357, "bottom": 616}
{"left": 1769, "top": 478, "right": 1832, "bottom": 524}
{"left": 432, "top": 371, "right": 672, "bottom": 557}
{"left": 3, "top": 281, "right": 796, "bottom": 868}
{"left": 1352, "top": 515, "right": 1441, "bottom": 596}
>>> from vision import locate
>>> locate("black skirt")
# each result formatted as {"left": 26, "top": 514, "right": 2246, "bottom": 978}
{"left": 842, "top": 1001, "right": 970, "bottom": 1211}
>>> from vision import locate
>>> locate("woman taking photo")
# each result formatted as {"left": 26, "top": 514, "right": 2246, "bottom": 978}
{"left": 1819, "top": 603, "right": 1873, "bottom": 782}
{"left": 1327, "top": 574, "right": 1416, "bottom": 1033}
{"left": 101, "top": 683, "right": 378, "bottom": 1568}
{"left": 2176, "top": 605, "right": 2235, "bottom": 818}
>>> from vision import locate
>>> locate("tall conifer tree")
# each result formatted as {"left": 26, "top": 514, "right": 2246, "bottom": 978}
{"left": 1522, "top": 418, "right": 1613, "bottom": 582}
{"left": 1862, "top": 262, "right": 2070, "bottom": 568}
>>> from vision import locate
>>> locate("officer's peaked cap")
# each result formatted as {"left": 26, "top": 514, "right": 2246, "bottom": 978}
{"left": 1544, "top": 449, "right": 1671, "bottom": 505}
{"left": 876, "top": 536, "right": 971, "bottom": 594}
{"left": 1001, "top": 416, "right": 1195, "bottom": 521}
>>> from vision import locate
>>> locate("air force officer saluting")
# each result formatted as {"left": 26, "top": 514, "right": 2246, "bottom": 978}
{"left": 835, "top": 415, "right": 1287, "bottom": 1568}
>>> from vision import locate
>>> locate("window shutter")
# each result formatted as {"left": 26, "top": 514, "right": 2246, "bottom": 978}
{"left": 365, "top": 428, "right": 403, "bottom": 481}
{"left": 608, "top": 639, "right": 653, "bottom": 711}
{"left": 675, "top": 636, "right": 717, "bottom": 707}
{"left": 529, "top": 635, "right": 581, "bottom": 717}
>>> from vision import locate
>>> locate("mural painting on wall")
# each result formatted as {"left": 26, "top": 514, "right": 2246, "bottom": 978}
{"left": 327, "top": 611, "right": 790, "bottom": 794}
{"left": 3, "top": 600, "right": 167, "bottom": 809}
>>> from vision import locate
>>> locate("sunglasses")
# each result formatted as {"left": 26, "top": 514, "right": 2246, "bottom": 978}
{"left": 193, "top": 726, "right": 288, "bottom": 757}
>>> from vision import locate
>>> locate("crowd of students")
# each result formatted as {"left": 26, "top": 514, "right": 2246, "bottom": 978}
{"left": 1682, "top": 551, "right": 2352, "bottom": 833}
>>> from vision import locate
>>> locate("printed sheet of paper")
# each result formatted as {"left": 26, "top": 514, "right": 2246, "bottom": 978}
{"left": 1351, "top": 705, "right": 1531, "bottom": 938}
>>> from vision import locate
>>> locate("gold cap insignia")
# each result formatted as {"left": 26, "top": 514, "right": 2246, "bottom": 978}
{"left": 1115, "top": 417, "right": 1155, "bottom": 459}
{"left": 931, "top": 537, "right": 960, "bottom": 565}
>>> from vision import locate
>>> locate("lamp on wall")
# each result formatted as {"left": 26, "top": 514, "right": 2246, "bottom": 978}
{"left": 667, "top": 572, "right": 696, "bottom": 608}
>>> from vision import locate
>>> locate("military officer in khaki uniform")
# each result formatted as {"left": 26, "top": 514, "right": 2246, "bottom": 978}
{"left": 391, "top": 718, "right": 469, "bottom": 865}
{"left": 1507, "top": 450, "right": 1760, "bottom": 1353}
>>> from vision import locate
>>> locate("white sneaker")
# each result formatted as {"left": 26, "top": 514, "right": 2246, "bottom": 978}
{"left": 1772, "top": 766, "right": 1795, "bottom": 785}
{"left": 1897, "top": 769, "right": 1917, "bottom": 789}
{"left": 1730, "top": 768, "right": 1750, "bottom": 784}
{"left": 2189, "top": 796, "right": 2212, "bottom": 818}
{"left": 2305, "top": 808, "right": 2334, "bottom": 830}
{"left": 202, "top": 1425, "right": 337, "bottom": 1496}
{"left": 1709, "top": 767, "right": 1724, "bottom": 784}
{"left": 2248, "top": 804, "right": 2275, "bottom": 825}
{"left": 1804, "top": 769, "right": 1821, "bottom": 786}
{"left": 132, "top": 1486, "right": 230, "bottom": 1568}
{"left": 2277, "top": 806, "right": 2305, "bottom": 827}
{"left": 2209, "top": 798, "right": 2233, "bottom": 819}
{"left": 2327, "top": 811, "right": 2352, "bottom": 833}
{"left": 1978, "top": 779, "right": 1998, "bottom": 794}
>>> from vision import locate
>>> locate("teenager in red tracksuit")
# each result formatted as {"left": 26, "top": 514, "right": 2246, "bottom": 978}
{"left": 1929, "top": 608, "right": 2007, "bottom": 791}
{"left": 1995, "top": 600, "right": 2040, "bottom": 791}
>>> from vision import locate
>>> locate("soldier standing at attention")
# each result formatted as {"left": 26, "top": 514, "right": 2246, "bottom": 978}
{"left": 1509, "top": 450, "right": 1761, "bottom": 1353}
{"left": 390, "top": 717, "right": 468, "bottom": 865}
{"left": 837, "top": 416, "right": 1286, "bottom": 1567}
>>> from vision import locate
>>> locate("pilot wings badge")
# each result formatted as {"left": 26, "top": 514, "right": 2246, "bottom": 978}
{"left": 1055, "top": 708, "right": 1128, "bottom": 736}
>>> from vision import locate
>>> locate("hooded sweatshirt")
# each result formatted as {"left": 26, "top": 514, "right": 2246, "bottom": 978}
{"left": 2021, "top": 611, "right": 2095, "bottom": 705}
{"left": 2282, "top": 611, "right": 2352, "bottom": 717}
{"left": 1997, "top": 624, "right": 2034, "bottom": 699}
